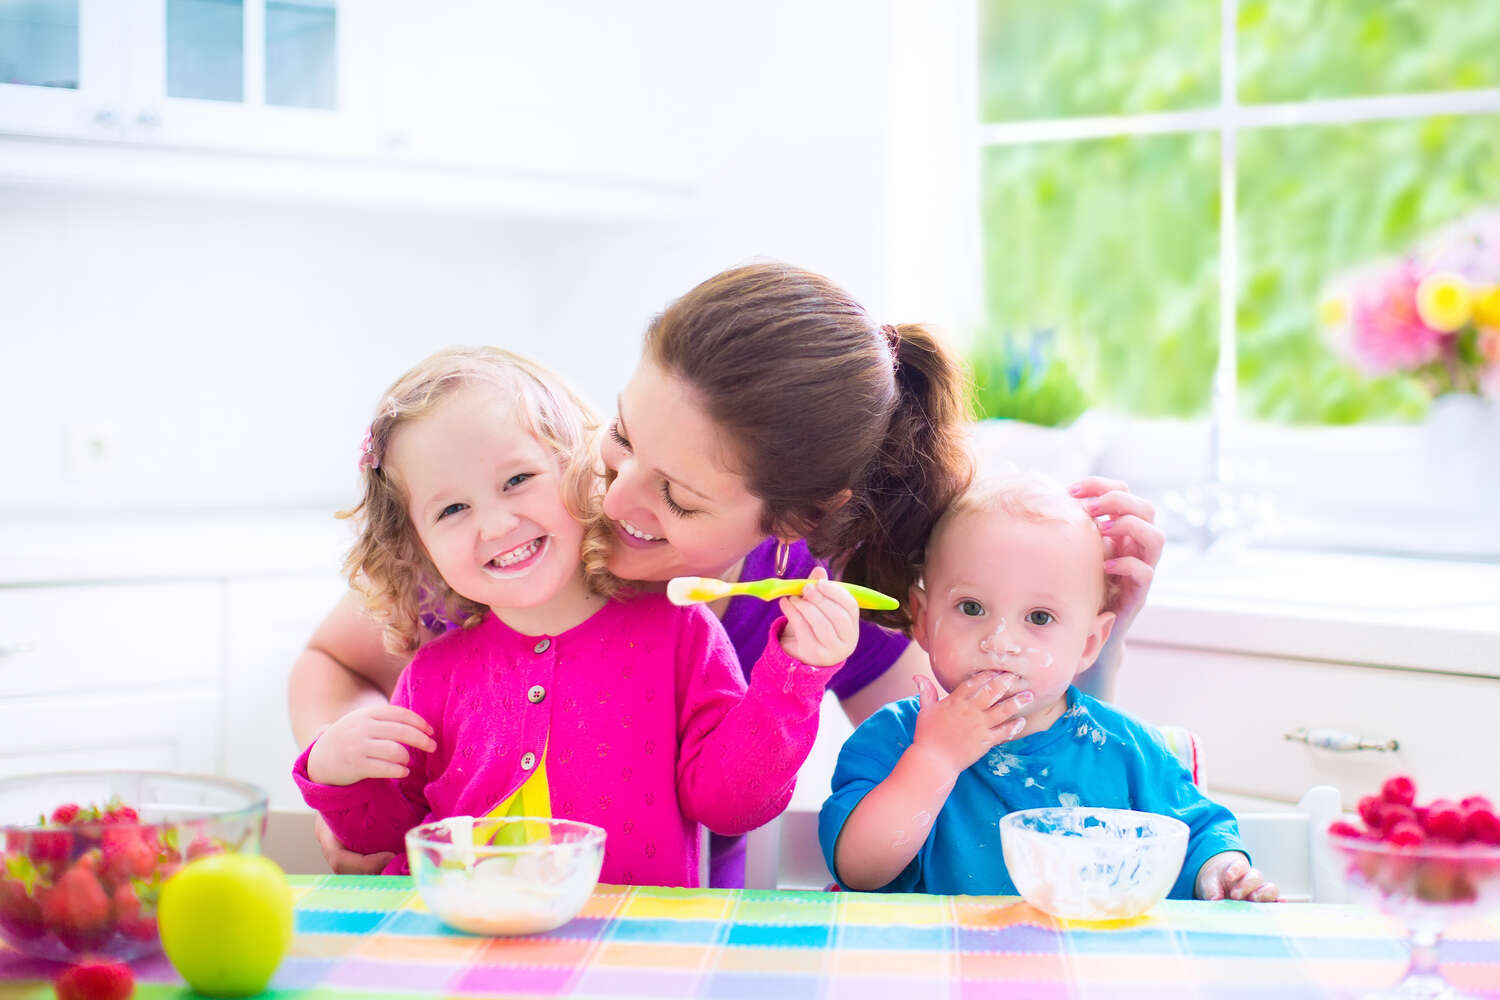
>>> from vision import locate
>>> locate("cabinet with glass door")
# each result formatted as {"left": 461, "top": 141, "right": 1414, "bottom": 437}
{"left": 0, "top": 0, "right": 373, "bottom": 156}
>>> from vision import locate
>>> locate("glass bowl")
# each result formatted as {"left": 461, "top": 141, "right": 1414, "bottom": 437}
{"left": 1327, "top": 830, "right": 1500, "bottom": 999}
{"left": 0, "top": 770, "right": 268, "bottom": 962}
{"left": 999, "top": 806, "right": 1188, "bottom": 920}
{"left": 406, "top": 817, "right": 605, "bottom": 936}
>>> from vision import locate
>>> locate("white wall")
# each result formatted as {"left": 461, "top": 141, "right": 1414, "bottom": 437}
{"left": 0, "top": 0, "right": 897, "bottom": 515}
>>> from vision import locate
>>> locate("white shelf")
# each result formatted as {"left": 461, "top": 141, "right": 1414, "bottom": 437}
{"left": 0, "top": 135, "right": 696, "bottom": 223}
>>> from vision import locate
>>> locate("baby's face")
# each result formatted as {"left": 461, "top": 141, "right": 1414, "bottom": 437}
{"left": 911, "top": 507, "right": 1115, "bottom": 736}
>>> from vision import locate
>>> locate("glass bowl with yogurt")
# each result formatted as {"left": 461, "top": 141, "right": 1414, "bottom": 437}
{"left": 406, "top": 816, "right": 605, "bottom": 936}
{"left": 999, "top": 806, "right": 1188, "bottom": 920}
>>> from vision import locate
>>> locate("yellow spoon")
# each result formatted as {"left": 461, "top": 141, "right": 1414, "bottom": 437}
{"left": 666, "top": 575, "right": 900, "bottom": 611}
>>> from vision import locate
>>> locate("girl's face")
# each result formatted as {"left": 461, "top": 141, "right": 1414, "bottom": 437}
{"left": 910, "top": 510, "right": 1115, "bottom": 737}
{"left": 386, "top": 385, "right": 587, "bottom": 617}
{"left": 600, "top": 359, "right": 770, "bottom": 582}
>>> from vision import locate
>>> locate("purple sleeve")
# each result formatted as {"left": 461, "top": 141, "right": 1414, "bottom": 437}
{"left": 721, "top": 538, "right": 912, "bottom": 700}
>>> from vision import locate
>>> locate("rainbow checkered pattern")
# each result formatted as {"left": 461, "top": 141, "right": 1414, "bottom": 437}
{"left": 3, "top": 875, "right": 1499, "bottom": 998}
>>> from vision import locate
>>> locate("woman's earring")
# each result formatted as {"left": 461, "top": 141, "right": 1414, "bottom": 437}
{"left": 774, "top": 540, "right": 790, "bottom": 578}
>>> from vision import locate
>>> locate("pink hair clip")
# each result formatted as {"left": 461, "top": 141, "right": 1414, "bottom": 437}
{"left": 358, "top": 428, "right": 379, "bottom": 472}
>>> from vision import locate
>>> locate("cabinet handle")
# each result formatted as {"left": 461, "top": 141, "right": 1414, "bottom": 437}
{"left": 92, "top": 108, "right": 119, "bottom": 127}
{"left": 0, "top": 640, "right": 37, "bottom": 657}
{"left": 1284, "top": 727, "right": 1399, "bottom": 753}
{"left": 136, "top": 110, "right": 163, "bottom": 130}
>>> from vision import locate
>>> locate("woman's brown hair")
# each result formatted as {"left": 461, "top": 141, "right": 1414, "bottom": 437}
{"left": 643, "top": 260, "right": 973, "bottom": 629}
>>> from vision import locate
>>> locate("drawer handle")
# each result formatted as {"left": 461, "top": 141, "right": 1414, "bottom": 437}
{"left": 0, "top": 640, "right": 37, "bottom": 657}
{"left": 1284, "top": 727, "right": 1399, "bottom": 753}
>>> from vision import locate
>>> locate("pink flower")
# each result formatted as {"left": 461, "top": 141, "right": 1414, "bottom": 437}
{"left": 358, "top": 428, "right": 379, "bottom": 472}
{"left": 1346, "top": 261, "right": 1447, "bottom": 374}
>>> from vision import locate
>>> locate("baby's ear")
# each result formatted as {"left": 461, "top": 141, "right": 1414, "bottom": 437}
{"left": 907, "top": 583, "right": 931, "bottom": 649}
{"left": 1077, "top": 610, "right": 1116, "bottom": 674}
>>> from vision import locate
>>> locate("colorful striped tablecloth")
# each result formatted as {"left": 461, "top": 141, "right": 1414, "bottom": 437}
{"left": 3, "top": 875, "right": 1499, "bottom": 998}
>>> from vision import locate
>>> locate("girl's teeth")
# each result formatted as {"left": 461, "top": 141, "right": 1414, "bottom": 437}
{"left": 492, "top": 539, "right": 541, "bottom": 567}
{"left": 621, "top": 520, "right": 660, "bottom": 541}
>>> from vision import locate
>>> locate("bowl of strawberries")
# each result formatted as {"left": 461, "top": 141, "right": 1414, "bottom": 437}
{"left": 1327, "top": 775, "right": 1500, "bottom": 998}
{"left": 0, "top": 770, "right": 267, "bottom": 963}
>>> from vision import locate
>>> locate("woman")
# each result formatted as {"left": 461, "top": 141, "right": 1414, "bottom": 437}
{"left": 288, "top": 261, "right": 1163, "bottom": 879}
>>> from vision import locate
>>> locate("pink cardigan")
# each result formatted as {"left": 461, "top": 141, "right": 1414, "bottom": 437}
{"left": 293, "top": 592, "right": 841, "bottom": 886}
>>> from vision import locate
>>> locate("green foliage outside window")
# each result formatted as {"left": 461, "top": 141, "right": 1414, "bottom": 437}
{"left": 977, "top": 0, "right": 1500, "bottom": 424}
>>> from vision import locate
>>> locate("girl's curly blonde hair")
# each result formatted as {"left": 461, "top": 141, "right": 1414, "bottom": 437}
{"left": 340, "top": 346, "right": 620, "bottom": 653}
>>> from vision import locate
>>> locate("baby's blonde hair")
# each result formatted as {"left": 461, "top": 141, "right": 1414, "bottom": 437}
{"left": 930, "top": 471, "right": 1115, "bottom": 612}
{"left": 340, "top": 346, "right": 619, "bottom": 653}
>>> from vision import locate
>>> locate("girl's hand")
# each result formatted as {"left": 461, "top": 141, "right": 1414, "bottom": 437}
{"left": 909, "top": 672, "right": 1031, "bottom": 778}
{"left": 1195, "top": 851, "right": 1280, "bottom": 902}
{"left": 1070, "top": 476, "right": 1165, "bottom": 635}
{"left": 314, "top": 814, "right": 394, "bottom": 875}
{"left": 777, "top": 566, "right": 860, "bottom": 668}
{"left": 307, "top": 704, "right": 438, "bottom": 787}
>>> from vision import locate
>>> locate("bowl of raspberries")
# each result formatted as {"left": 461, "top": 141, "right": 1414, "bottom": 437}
{"left": 1328, "top": 774, "right": 1500, "bottom": 914}
{"left": 0, "top": 770, "right": 267, "bottom": 962}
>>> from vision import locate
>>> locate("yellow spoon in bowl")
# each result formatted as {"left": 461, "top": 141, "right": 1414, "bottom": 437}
{"left": 666, "top": 575, "right": 900, "bottom": 611}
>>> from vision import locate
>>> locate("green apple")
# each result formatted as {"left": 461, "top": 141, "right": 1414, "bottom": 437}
{"left": 158, "top": 852, "right": 293, "bottom": 997}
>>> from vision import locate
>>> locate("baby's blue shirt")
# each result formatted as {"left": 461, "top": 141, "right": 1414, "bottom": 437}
{"left": 818, "top": 687, "right": 1245, "bottom": 898}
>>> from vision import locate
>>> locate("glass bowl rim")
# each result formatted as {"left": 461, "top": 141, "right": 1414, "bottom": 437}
{"left": 405, "top": 815, "right": 607, "bottom": 856}
{"left": 0, "top": 769, "right": 268, "bottom": 832}
{"left": 1000, "top": 805, "right": 1190, "bottom": 841}
{"left": 1326, "top": 828, "right": 1500, "bottom": 860}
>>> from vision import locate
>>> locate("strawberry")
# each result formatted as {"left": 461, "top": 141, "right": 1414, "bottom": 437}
{"left": 1358, "top": 795, "right": 1386, "bottom": 830}
{"left": 100, "top": 806, "right": 138, "bottom": 827}
{"left": 28, "top": 830, "right": 73, "bottom": 867}
{"left": 1423, "top": 800, "right": 1467, "bottom": 841}
{"left": 185, "top": 835, "right": 222, "bottom": 861}
{"left": 0, "top": 878, "right": 45, "bottom": 940}
{"left": 101, "top": 829, "right": 156, "bottom": 883}
{"left": 53, "top": 960, "right": 134, "bottom": 1000}
{"left": 117, "top": 912, "right": 156, "bottom": 941}
{"left": 40, "top": 865, "right": 111, "bottom": 949}
{"left": 110, "top": 881, "right": 139, "bottom": 924}
{"left": 50, "top": 804, "right": 82, "bottom": 826}
{"left": 1380, "top": 775, "right": 1417, "bottom": 808}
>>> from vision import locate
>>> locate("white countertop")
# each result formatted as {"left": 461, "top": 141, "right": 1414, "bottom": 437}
{"left": 3, "top": 512, "right": 1497, "bottom": 677}
{"left": 0, "top": 510, "right": 353, "bottom": 585}
{"left": 1135, "top": 547, "right": 1500, "bottom": 679}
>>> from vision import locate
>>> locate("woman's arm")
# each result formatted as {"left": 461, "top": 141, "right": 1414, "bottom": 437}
{"left": 287, "top": 590, "right": 412, "bottom": 749}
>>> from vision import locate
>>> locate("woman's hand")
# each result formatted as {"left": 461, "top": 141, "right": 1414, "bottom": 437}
{"left": 1070, "top": 476, "right": 1165, "bottom": 636}
{"left": 1195, "top": 851, "right": 1280, "bottom": 902}
{"left": 910, "top": 671, "right": 1030, "bottom": 777}
{"left": 777, "top": 566, "right": 860, "bottom": 668}
{"left": 306, "top": 704, "right": 437, "bottom": 787}
{"left": 315, "top": 814, "right": 394, "bottom": 875}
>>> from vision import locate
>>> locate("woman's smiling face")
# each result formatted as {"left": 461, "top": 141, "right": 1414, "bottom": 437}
{"left": 599, "top": 359, "right": 771, "bottom": 582}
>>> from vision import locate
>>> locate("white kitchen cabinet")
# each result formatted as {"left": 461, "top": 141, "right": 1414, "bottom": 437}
{"left": 371, "top": 1, "right": 694, "bottom": 189}
{"left": 0, "top": 0, "right": 376, "bottom": 156}
{"left": 223, "top": 573, "right": 349, "bottom": 810}
{"left": 1115, "top": 645, "right": 1500, "bottom": 808}
{"left": 0, "top": 688, "right": 221, "bottom": 777}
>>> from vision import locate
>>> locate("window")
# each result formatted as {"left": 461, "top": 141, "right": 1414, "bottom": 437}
{"left": 974, "top": 0, "right": 1500, "bottom": 559}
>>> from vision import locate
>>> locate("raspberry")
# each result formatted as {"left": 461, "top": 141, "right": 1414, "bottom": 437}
{"left": 1358, "top": 795, "right": 1386, "bottom": 829}
{"left": 53, "top": 960, "right": 134, "bottom": 1000}
{"left": 1424, "top": 800, "right": 1467, "bottom": 841}
{"left": 1385, "top": 821, "right": 1426, "bottom": 848}
{"left": 1464, "top": 806, "right": 1500, "bottom": 845}
{"left": 1461, "top": 795, "right": 1494, "bottom": 813}
{"left": 1379, "top": 804, "right": 1417, "bottom": 833}
{"left": 49, "top": 804, "right": 82, "bottom": 826}
{"left": 1380, "top": 775, "right": 1417, "bottom": 808}
{"left": 1328, "top": 820, "right": 1364, "bottom": 839}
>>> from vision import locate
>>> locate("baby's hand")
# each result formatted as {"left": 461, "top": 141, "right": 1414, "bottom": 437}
{"left": 909, "top": 672, "right": 1031, "bottom": 778}
{"left": 307, "top": 704, "right": 438, "bottom": 787}
{"left": 1195, "top": 851, "right": 1279, "bottom": 902}
{"left": 777, "top": 565, "right": 859, "bottom": 668}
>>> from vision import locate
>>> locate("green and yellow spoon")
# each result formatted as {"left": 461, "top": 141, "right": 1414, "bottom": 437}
{"left": 666, "top": 575, "right": 900, "bottom": 611}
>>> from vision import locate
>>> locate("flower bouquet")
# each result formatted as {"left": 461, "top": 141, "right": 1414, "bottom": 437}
{"left": 1319, "top": 209, "right": 1500, "bottom": 400}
